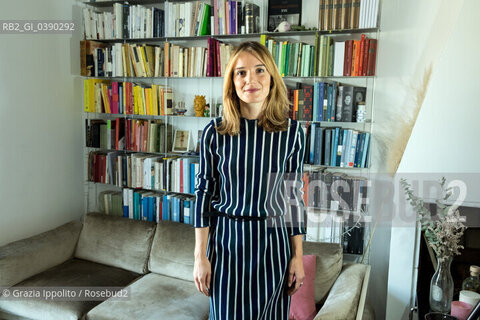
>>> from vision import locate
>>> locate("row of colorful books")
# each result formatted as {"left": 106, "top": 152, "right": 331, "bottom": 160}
{"left": 318, "top": 0, "right": 379, "bottom": 31}
{"left": 88, "top": 151, "right": 200, "bottom": 194}
{"left": 83, "top": 79, "right": 175, "bottom": 115}
{"left": 288, "top": 82, "right": 366, "bottom": 123}
{"left": 212, "top": 1, "right": 260, "bottom": 35}
{"left": 260, "top": 34, "right": 377, "bottom": 77}
{"left": 116, "top": 189, "right": 197, "bottom": 224}
{"left": 207, "top": 38, "right": 234, "bottom": 77}
{"left": 83, "top": 0, "right": 262, "bottom": 40}
{"left": 86, "top": 118, "right": 174, "bottom": 153}
{"left": 81, "top": 40, "right": 213, "bottom": 78}
{"left": 82, "top": 2, "right": 210, "bottom": 40}
{"left": 304, "top": 124, "right": 370, "bottom": 168}
{"left": 98, "top": 188, "right": 197, "bottom": 225}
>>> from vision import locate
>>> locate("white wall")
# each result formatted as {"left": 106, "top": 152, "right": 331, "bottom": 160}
{"left": 371, "top": 0, "right": 480, "bottom": 318}
{"left": 0, "top": 0, "right": 84, "bottom": 246}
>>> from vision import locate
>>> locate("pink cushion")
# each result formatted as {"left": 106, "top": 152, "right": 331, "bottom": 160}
{"left": 289, "top": 255, "right": 317, "bottom": 320}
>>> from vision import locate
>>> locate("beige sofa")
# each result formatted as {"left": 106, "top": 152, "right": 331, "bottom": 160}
{"left": 0, "top": 213, "right": 371, "bottom": 320}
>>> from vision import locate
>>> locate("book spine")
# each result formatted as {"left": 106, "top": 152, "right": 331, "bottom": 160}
{"left": 366, "top": 39, "right": 377, "bottom": 76}
{"left": 344, "top": 40, "right": 353, "bottom": 76}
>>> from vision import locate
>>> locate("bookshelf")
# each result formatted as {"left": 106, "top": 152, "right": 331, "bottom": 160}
{"left": 80, "top": 0, "right": 380, "bottom": 263}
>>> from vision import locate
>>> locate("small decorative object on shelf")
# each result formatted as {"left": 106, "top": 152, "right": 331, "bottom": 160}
{"left": 462, "top": 265, "right": 480, "bottom": 293}
{"left": 175, "top": 101, "right": 187, "bottom": 116}
{"left": 204, "top": 104, "right": 210, "bottom": 117}
{"left": 194, "top": 95, "right": 206, "bottom": 117}
{"left": 356, "top": 102, "right": 366, "bottom": 123}
{"left": 273, "top": 21, "right": 291, "bottom": 32}
{"left": 401, "top": 177, "right": 467, "bottom": 314}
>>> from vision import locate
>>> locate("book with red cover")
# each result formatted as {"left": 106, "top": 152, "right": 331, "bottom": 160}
{"left": 216, "top": 39, "right": 221, "bottom": 76}
{"left": 142, "top": 121, "right": 148, "bottom": 152}
{"left": 115, "top": 118, "right": 120, "bottom": 150}
{"left": 179, "top": 158, "right": 184, "bottom": 193}
{"left": 366, "top": 39, "right": 377, "bottom": 76}
{"left": 303, "top": 85, "right": 313, "bottom": 121}
{"left": 344, "top": 40, "right": 353, "bottom": 76}
{"left": 358, "top": 34, "right": 365, "bottom": 76}
{"left": 292, "top": 89, "right": 298, "bottom": 120}
{"left": 207, "top": 38, "right": 214, "bottom": 77}
{"left": 125, "top": 119, "right": 131, "bottom": 150}
{"left": 111, "top": 82, "right": 119, "bottom": 114}
{"left": 362, "top": 39, "right": 370, "bottom": 76}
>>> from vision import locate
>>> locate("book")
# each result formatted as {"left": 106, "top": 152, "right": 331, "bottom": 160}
{"left": 340, "top": 85, "right": 354, "bottom": 122}
{"left": 244, "top": 2, "right": 260, "bottom": 33}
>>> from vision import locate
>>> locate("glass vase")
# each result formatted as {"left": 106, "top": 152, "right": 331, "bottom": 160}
{"left": 429, "top": 256, "right": 454, "bottom": 313}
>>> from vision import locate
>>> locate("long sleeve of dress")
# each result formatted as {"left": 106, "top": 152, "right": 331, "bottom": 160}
{"left": 285, "top": 123, "right": 307, "bottom": 236}
{"left": 194, "top": 120, "right": 218, "bottom": 228}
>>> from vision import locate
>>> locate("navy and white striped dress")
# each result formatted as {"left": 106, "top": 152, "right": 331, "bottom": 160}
{"left": 194, "top": 116, "right": 307, "bottom": 320}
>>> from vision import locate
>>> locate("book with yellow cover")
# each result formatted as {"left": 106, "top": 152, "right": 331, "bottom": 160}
{"left": 133, "top": 85, "right": 140, "bottom": 115}
{"left": 101, "top": 84, "right": 111, "bottom": 113}
{"left": 151, "top": 84, "right": 158, "bottom": 116}
{"left": 140, "top": 87, "right": 146, "bottom": 115}
{"left": 144, "top": 45, "right": 155, "bottom": 77}
{"left": 137, "top": 46, "right": 148, "bottom": 77}
{"left": 84, "top": 79, "right": 107, "bottom": 112}
{"left": 145, "top": 88, "right": 152, "bottom": 115}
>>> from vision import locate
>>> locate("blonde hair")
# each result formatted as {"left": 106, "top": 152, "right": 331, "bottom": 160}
{"left": 216, "top": 41, "right": 290, "bottom": 136}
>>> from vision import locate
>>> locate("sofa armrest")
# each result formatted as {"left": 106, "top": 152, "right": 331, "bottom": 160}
{"left": 314, "top": 263, "right": 370, "bottom": 320}
{"left": 0, "top": 220, "right": 82, "bottom": 288}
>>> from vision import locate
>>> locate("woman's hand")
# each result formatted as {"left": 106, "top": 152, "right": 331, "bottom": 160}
{"left": 194, "top": 256, "right": 212, "bottom": 297}
{"left": 287, "top": 255, "right": 305, "bottom": 296}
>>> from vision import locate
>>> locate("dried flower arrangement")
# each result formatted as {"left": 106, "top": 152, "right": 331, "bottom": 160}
{"left": 400, "top": 177, "right": 466, "bottom": 263}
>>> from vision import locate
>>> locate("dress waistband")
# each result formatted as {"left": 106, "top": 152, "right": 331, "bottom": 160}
{"left": 205, "top": 211, "right": 280, "bottom": 222}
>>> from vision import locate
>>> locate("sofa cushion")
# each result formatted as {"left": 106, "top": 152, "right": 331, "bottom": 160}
{"left": 302, "top": 241, "right": 343, "bottom": 304}
{"left": 75, "top": 213, "right": 156, "bottom": 274}
{"left": 0, "top": 220, "right": 82, "bottom": 288}
{"left": 313, "top": 264, "right": 369, "bottom": 320}
{"left": 148, "top": 221, "right": 195, "bottom": 281}
{"left": 86, "top": 273, "right": 209, "bottom": 320}
{"left": 0, "top": 310, "right": 32, "bottom": 320}
{"left": 0, "top": 258, "right": 140, "bottom": 320}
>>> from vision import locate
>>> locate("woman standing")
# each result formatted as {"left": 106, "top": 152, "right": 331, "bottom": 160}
{"left": 193, "top": 41, "right": 307, "bottom": 320}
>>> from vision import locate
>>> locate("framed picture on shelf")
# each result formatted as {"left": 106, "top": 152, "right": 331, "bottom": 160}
{"left": 173, "top": 130, "right": 191, "bottom": 153}
{"left": 267, "top": 0, "right": 302, "bottom": 32}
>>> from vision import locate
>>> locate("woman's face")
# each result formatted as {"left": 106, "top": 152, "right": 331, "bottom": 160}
{"left": 232, "top": 51, "right": 271, "bottom": 108}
